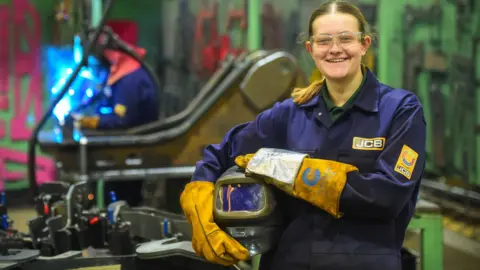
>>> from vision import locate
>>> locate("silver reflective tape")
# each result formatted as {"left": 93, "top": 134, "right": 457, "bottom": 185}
{"left": 246, "top": 148, "right": 307, "bottom": 185}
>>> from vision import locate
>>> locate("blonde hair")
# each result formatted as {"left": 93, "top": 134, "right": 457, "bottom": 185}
{"left": 291, "top": 78, "right": 325, "bottom": 104}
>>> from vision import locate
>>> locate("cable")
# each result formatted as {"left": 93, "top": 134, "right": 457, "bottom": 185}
{"left": 106, "top": 30, "right": 161, "bottom": 92}
{"left": 27, "top": 0, "right": 115, "bottom": 197}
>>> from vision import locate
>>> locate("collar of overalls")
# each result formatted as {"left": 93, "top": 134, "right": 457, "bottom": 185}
{"left": 105, "top": 46, "right": 147, "bottom": 86}
{"left": 299, "top": 66, "right": 380, "bottom": 113}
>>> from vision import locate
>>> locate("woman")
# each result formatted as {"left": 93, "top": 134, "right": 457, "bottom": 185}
{"left": 180, "top": 1, "right": 426, "bottom": 270}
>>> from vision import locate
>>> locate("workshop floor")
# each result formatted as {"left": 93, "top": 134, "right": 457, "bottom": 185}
{"left": 8, "top": 207, "right": 480, "bottom": 270}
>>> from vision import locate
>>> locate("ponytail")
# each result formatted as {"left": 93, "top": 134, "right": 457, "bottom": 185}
{"left": 291, "top": 78, "right": 324, "bottom": 105}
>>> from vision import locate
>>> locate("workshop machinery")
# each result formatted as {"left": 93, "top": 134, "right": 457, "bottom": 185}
{"left": 19, "top": 0, "right": 480, "bottom": 269}
{"left": 0, "top": 181, "right": 243, "bottom": 270}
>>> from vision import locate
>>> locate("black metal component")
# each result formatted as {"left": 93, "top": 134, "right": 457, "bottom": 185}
{"left": 108, "top": 221, "right": 135, "bottom": 256}
{"left": 421, "top": 179, "right": 480, "bottom": 207}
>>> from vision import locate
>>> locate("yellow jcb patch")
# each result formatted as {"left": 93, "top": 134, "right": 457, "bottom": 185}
{"left": 394, "top": 144, "right": 418, "bottom": 180}
{"left": 352, "top": 137, "right": 385, "bottom": 151}
{"left": 114, "top": 104, "right": 127, "bottom": 117}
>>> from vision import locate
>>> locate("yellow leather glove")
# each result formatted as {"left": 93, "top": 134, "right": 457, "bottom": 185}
{"left": 180, "top": 181, "right": 249, "bottom": 266}
{"left": 78, "top": 116, "right": 100, "bottom": 129}
{"left": 235, "top": 149, "right": 358, "bottom": 218}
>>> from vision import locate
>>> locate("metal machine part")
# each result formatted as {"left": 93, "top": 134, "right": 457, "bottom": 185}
{"left": 65, "top": 181, "right": 88, "bottom": 227}
{"left": 136, "top": 238, "right": 239, "bottom": 270}
{"left": 240, "top": 51, "right": 304, "bottom": 112}
{"left": 136, "top": 237, "right": 194, "bottom": 260}
{"left": 213, "top": 166, "right": 283, "bottom": 257}
{"left": 119, "top": 207, "right": 191, "bottom": 241}
{"left": 0, "top": 249, "right": 40, "bottom": 264}
{"left": 107, "top": 200, "right": 128, "bottom": 225}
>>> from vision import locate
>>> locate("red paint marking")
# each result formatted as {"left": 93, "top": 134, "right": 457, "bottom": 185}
{"left": 10, "top": 0, "right": 43, "bottom": 141}
{"left": 0, "top": 4, "right": 9, "bottom": 111}
{"left": 0, "top": 4, "right": 9, "bottom": 138}
{"left": 0, "top": 1, "right": 55, "bottom": 192}
{"left": 192, "top": 1, "right": 219, "bottom": 77}
{"left": 0, "top": 148, "right": 55, "bottom": 192}
{"left": 0, "top": 122, "right": 4, "bottom": 139}
{"left": 191, "top": 0, "right": 249, "bottom": 78}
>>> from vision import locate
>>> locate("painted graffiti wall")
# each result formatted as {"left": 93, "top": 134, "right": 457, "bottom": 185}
{"left": 0, "top": 0, "right": 55, "bottom": 193}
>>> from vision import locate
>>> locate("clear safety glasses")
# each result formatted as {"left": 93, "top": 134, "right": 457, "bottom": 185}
{"left": 310, "top": 31, "right": 364, "bottom": 50}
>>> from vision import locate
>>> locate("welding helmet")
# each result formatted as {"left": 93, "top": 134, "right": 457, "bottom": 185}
{"left": 213, "top": 166, "right": 283, "bottom": 257}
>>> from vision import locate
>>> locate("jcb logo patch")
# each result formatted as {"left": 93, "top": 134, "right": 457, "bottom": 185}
{"left": 394, "top": 145, "right": 418, "bottom": 180}
{"left": 352, "top": 137, "right": 385, "bottom": 151}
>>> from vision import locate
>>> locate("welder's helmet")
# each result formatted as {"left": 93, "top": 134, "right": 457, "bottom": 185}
{"left": 84, "top": 30, "right": 146, "bottom": 67}
{"left": 214, "top": 166, "right": 283, "bottom": 257}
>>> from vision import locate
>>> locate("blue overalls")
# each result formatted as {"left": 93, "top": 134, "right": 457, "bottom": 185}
{"left": 192, "top": 69, "right": 427, "bottom": 270}
{"left": 96, "top": 67, "right": 159, "bottom": 129}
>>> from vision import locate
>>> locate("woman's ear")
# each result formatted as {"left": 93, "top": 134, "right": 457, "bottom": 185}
{"left": 305, "top": 41, "right": 313, "bottom": 54}
{"left": 361, "top": 35, "right": 372, "bottom": 56}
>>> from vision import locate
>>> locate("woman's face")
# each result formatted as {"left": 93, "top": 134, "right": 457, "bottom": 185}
{"left": 306, "top": 13, "right": 371, "bottom": 81}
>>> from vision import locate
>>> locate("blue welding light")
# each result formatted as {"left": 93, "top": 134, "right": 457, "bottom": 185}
{"left": 53, "top": 127, "right": 63, "bottom": 143}
{"left": 44, "top": 40, "right": 109, "bottom": 129}
{"left": 74, "top": 35, "right": 82, "bottom": 64}
{"left": 99, "top": 106, "right": 113, "bottom": 114}
{"left": 73, "top": 129, "right": 83, "bottom": 142}
{"left": 86, "top": 88, "right": 94, "bottom": 98}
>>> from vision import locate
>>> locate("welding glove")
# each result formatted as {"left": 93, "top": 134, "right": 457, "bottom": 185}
{"left": 76, "top": 115, "right": 100, "bottom": 129}
{"left": 180, "top": 181, "right": 250, "bottom": 266}
{"left": 235, "top": 148, "right": 358, "bottom": 218}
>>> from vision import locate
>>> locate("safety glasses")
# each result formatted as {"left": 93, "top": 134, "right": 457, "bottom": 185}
{"left": 310, "top": 31, "right": 364, "bottom": 49}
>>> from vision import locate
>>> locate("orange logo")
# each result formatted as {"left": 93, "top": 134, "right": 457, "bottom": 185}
{"left": 395, "top": 145, "right": 418, "bottom": 180}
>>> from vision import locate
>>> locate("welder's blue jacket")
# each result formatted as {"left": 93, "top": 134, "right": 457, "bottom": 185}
{"left": 96, "top": 67, "right": 159, "bottom": 129}
{"left": 192, "top": 69, "right": 427, "bottom": 270}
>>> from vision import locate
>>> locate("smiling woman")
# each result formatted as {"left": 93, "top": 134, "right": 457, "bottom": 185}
{"left": 292, "top": 1, "right": 373, "bottom": 107}
{"left": 179, "top": 1, "right": 427, "bottom": 270}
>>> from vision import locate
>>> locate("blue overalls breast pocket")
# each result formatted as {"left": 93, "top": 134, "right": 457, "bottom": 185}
{"left": 338, "top": 150, "right": 379, "bottom": 173}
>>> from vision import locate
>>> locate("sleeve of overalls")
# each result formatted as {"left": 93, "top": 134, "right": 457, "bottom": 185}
{"left": 192, "top": 102, "right": 289, "bottom": 182}
{"left": 339, "top": 94, "right": 427, "bottom": 219}
{"left": 96, "top": 75, "right": 143, "bottom": 129}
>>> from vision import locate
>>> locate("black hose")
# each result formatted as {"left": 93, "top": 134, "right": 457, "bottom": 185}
{"left": 112, "top": 37, "right": 162, "bottom": 93}
{"left": 27, "top": 0, "right": 115, "bottom": 197}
